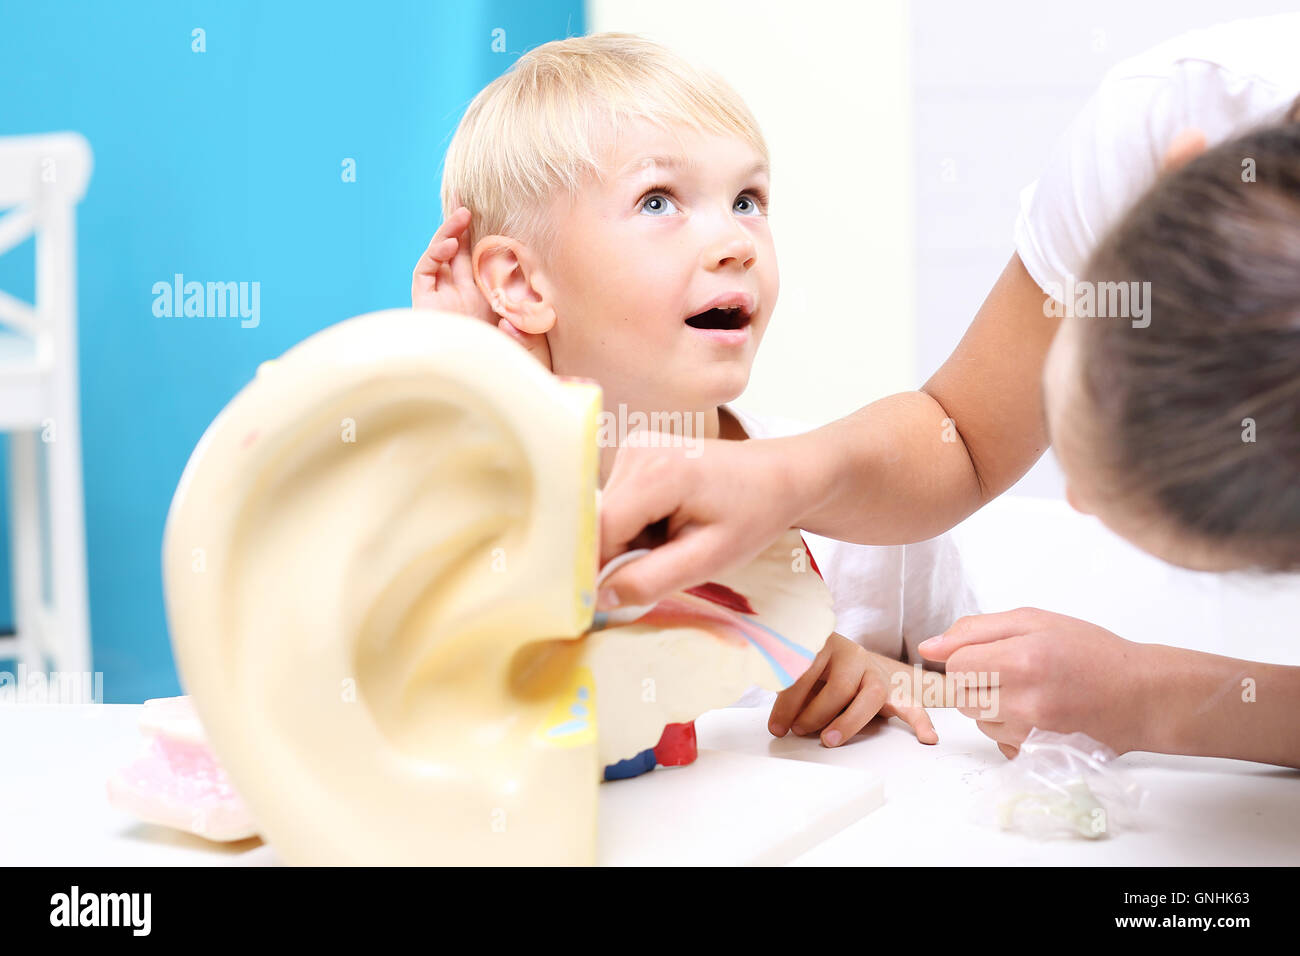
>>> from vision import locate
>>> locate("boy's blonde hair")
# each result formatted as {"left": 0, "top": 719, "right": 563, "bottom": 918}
{"left": 440, "top": 32, "right": 768, "bottom": 258}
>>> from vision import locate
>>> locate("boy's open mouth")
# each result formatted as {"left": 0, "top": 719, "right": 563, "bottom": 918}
{"left": 685, "top": 305, "right": 752, "bottom": 331}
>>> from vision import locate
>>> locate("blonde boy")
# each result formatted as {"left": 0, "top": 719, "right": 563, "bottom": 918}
{"left": 412, "top": 33, "right": 978, "bottom": 747}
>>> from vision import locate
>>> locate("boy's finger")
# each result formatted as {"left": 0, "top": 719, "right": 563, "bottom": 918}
{"left": 498, "top": 317, "right": 527, "bottom": 343}
{"left": 891, "top": 704, "right": 938, "bottom": 744}
{"left": 414, "top": 235, "right": 458, "bottom": 281}
{"left": 448, "top": 221, "right": 478, "bottom": 285}
{"left": 794, "top": 668, "right": 874, "bottom": 736}
{"left": 497, "top": 318, "right": 551, "bottom": 368}
{"left": 768, "top": 645, "right": 831, "bottom": 736}
{"left": 414, "top": 209, "right": 470, "bottom": 274}
{"left": 820, "top": 677, "right": 888, "bottom": 747}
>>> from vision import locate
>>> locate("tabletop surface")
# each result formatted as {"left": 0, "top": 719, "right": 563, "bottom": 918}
{"left": 2, "top": 701, "right": 1296, "bottom": 866}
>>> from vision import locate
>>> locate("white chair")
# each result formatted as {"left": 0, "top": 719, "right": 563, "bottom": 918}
{"left": 0, "top": 132, "right": 93, "bottom": 676}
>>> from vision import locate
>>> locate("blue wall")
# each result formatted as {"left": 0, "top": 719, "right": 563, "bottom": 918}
{"left": 0, "top": 0, "right": 585, "bottom": 702}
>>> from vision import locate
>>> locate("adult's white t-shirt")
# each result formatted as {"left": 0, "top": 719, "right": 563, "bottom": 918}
{"left": 1015, "top": 13, "right": 1300, "bottom": 299}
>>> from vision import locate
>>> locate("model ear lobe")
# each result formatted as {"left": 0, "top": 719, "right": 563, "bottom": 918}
{"left": 473, "top": 236, "right": 556, "bottom": 335}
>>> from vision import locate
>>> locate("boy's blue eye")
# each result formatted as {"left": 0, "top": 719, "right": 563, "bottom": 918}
{"left": 637, "top": 185, "right": 769, "bottom": 216}
{"left": 638, "top": 189, "right": 678, "bottom": 216}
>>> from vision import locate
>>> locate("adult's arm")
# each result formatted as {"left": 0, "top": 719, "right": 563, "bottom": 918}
{"left": 792, "top": 251, "right": 1057, "bottom": 543}
{"left": 921, "top": 607, "right": 1300, "bottom": 768}
{"left": 597, "top": 252, "right": 1056, "bottom": 607}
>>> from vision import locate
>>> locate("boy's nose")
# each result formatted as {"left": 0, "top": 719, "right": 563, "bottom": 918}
{"left": 705, "top": 232, "right": 757, "bottom": 271}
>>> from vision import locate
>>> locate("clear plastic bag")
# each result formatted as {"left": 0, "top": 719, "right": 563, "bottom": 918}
{"left": 986, "top": 729, "right": 1147, "bottom": 839}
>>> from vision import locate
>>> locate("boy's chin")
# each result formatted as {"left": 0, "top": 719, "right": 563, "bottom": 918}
{"left": 683, "top": 376, "right": 749, "bottom": 412}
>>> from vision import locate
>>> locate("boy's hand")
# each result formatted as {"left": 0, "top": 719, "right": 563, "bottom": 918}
{"left": 769, "top": 633, "right": 938, "bottom": 747}
{"left": 494, "top": 312, "right": 554, "bottom": 372}
{"left": 411, "top": 201, "right": 554, "bottom": 371}
{"left": 411, "top": 204, "right": 495, "bottom": 322}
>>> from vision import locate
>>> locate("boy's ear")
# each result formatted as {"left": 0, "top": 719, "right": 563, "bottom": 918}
{"left": 472, "top": 236, "right": 556, "bottom": 336}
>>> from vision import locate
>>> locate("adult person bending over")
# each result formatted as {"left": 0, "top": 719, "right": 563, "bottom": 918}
{"left": 596, "top": 17, "right": 1300, "bottom": 767}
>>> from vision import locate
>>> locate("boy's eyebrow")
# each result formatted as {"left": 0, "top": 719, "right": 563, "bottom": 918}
{"left": 618, "top": 154, "right": 770, "bottom": 179}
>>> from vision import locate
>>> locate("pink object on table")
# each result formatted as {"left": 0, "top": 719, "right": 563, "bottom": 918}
{"left": 105, "top": 696, "right": 258, "bottom": 842}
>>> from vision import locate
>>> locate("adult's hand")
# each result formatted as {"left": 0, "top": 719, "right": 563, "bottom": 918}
{"left": 918, "top": 607, "right": 1155, "bottom": 759}
{"left": 596, "top": 433, "right": 805, "bottom": 610}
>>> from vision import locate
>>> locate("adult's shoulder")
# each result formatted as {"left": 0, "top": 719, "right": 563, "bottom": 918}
{"left": 1016, "top": 14, "right": 1300, "bottom": 299}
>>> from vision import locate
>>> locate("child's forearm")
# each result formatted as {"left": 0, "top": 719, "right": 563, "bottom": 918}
{"left": 1138, "top": 645, "right": 1300, "bottom": 769}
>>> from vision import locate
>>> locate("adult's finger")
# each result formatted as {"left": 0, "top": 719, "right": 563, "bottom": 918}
{"left": 597, "top": 525, "right": 745, "bottom": 611}
{"left": 598, "top": 446, "right": 694, "bottom": 565}
{"left": 598, "top": 437, "right": 799, "bottom": 606}
{"left": 975, "top": 718, "right": 1010, "bottom": 744}
{"left": 943, "top": 645, "right": 1007, "bottom": 690}
{"left": 599, "top": 435, "right": 755, "bottom": 565}
{"left": 976, "top": 717, "right": 1032, "bottom": 749}
{"left": 955, "top": 691, "right": 1005, "bottom": 721}
{"left": 917, "top": 607, "right": 1051, "bottom": 662}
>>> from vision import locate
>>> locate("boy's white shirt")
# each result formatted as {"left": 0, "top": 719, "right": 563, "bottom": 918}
{"left": 720, "top": 404, "right": 980, "bottom": 671}
{"left": 1015, "top": 13, "right": 1300, "bottom": 298}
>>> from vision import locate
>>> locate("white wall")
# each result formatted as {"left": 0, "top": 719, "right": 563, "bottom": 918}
{"left": 587, "top": 0, "right": 915, "bottom": 427}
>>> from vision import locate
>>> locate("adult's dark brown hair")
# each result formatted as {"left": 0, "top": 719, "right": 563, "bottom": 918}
{"left": 1080, "top": 107, "right": 1300, "bottom": 572}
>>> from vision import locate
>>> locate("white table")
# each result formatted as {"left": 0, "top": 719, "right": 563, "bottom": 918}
{"left": 2, "top": 701, "right": 1296, "bottom": 866}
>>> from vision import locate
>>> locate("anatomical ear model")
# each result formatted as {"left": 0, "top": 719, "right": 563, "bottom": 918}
{"left": 160, "top": 309, "right": 835, "bottom": 865}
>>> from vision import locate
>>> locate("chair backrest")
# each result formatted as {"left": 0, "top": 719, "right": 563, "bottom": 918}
{"left": 0, "top": 132, "right": 92, "bottom": 346}
{"left": 0, "top": 132, "right": 92, "bottom": 207}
